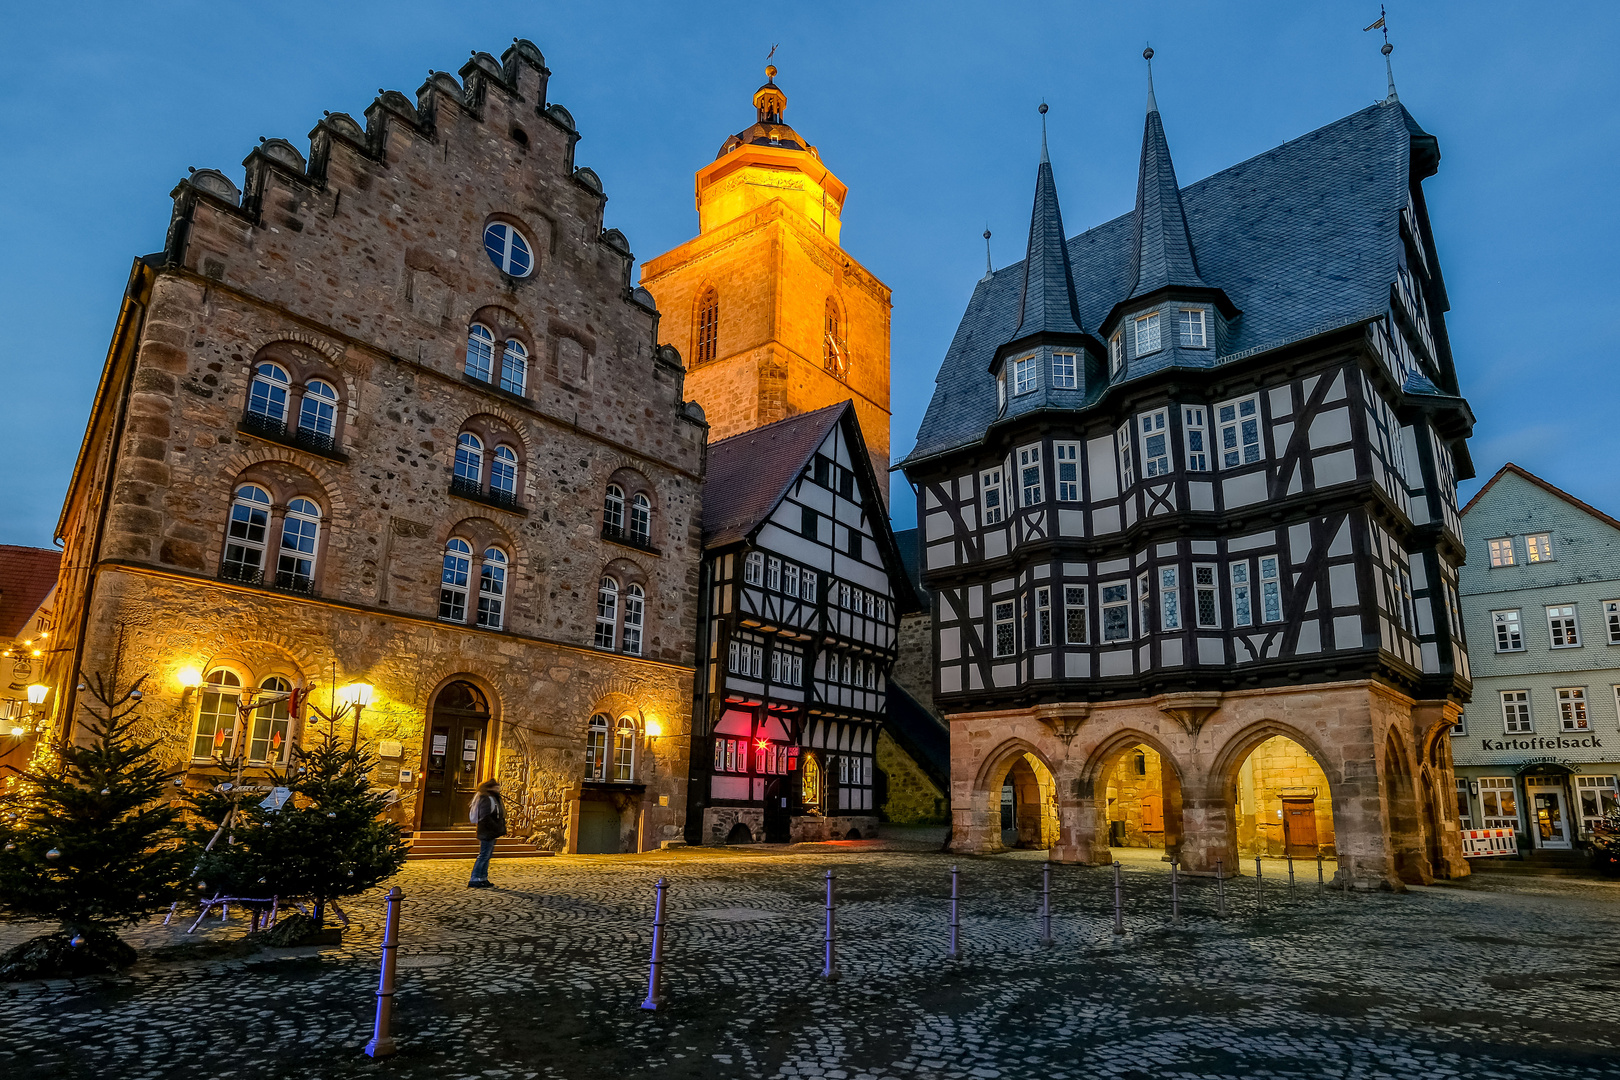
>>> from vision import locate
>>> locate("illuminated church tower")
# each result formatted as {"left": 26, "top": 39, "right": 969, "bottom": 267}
{"left": 641, "top": 66, "right": 893, "bottom": 500}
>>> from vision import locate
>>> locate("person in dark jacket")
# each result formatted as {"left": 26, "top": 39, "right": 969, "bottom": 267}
{"left": 468, "top": 778, "right": 507, "bottom": 888}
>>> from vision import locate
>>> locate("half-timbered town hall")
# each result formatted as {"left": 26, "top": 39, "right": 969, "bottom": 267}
{"left": 688, "top": 402, "right": 916, "bottom": 844}
{"left": 901, "top": 70, "right": 1475, "bottom": 889}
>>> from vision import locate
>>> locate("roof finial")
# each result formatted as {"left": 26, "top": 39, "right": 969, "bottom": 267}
{"left": 1364, "top": 6, "right": 1398, "bottom": 103}
{"left": 1038, "top": 101, "right": 1049, "bottom": 164}
{"left": 982, "top": 227, "right": 993, "bottom": 280}
{"left": 1144, "top": 45, "right": 1158, "bottom": 114}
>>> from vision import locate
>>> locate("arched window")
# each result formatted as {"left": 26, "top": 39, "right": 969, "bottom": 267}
{"left": 466, "top": 324, "right": 496, "bottom": 382}
{"left": 802, "top": 752, "right": 822, "bottom": 808}
{"left": 500, "top": 339, "right": 527, "bottom": 395}
{"left": 613, "top": 717, "right": 636, "bottom": 781}
{"left": 192, "top": 669, "right": 242, "bottom": 759}
{"left": 695, "top": 288, "right": 719, "bottom": 365}
{"left": 454, "top": 433, "right": 484, "bottom": 493}
{"left": 603, "top": 484, "right": 625, "bottom": 535}
{"left": 630, "top": 493, "right": 652, "bottom": 545}
{"left": 823, "top": 298, "right": 847, "bottom": 378}
{"left": 623, "top": 584, "right": 645, "bottom": 656}
{"left": 594, "top": 577, "right": 619, "bottom": 649}
{"left": 490, "top": 445, "right": 518, "bottom": 499}
{"left": 223, "top": 484, "right": 272, "bottom": 583}
{"left": 477, "top": 547, "right": 507, "bottom": 630}
{"left": 585, "top": 713, "right": 609, "bottom": 780}
{"left": 298, "top": 379, "right": 338, "bottom": 441}
{"left": 276, "top": 497, "right": 321, "bottom": 593}
{"left": 439, "top": 538, "right": 473, "bottom": 622}
{"left": 248, "top": 675, "right": 293, "bottom": 764}
{"left": 247, "top": 363, "right": 290, "bottom": 425}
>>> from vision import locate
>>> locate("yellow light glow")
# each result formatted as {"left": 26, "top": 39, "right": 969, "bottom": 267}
{"left": 39, "top": 631, "right": 48, "bottom": 638}
{"left": 644, "top": 718, "right": 664, "bottom": 738}
{"left": 26, "top": 685, "right": 49, "bottom": 705}
{"left": 176, "top": 666, "right": 204, "bottom": 690}
{"left": 8, "top": 726, "right": 23, "bottom": 738}
{"left": 343, "top": 683, "right": 374, "bottom": 707}
{"left": 31, "top": 650, "right": 41, "bottom": 658}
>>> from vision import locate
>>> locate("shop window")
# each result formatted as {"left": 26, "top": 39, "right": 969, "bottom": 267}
{"left": 1576, "top": 776, "right": 1619, "bottom": 834}
{"left": 1455, "top": 778, "right": 1473, "bottom": 829}
{"left": 1479, "top": 777, "right": 1518, "bottom": 830}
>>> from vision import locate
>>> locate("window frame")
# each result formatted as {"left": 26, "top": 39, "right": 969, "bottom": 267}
{"left": 1577, "top": 775, "right": 1620, "bottom": 834}
{"left": 1101, "top": 582, "right": 1131, "bottom": 642}
{"left": 1500, "top": 690, "right": 1532, "bottom": 734}
{"left": 275, "top": 496, "right": 321, "bottom": 591}
{"left": 1054, "top": 442, "right": 1080, "bottom": 501}
{"left": 1178, "top": 307, "right": 1207, "bottom": 349}
{"left": 483, "top": 221, "right": 533, "bottom": 277}
{"left": 1117, "top": 422, "right": 1135, "bottom": 488}
{"left": 1011, "top": 354, "right": 1038, "bottom": 396}
{"left": 490, "top": 445, "right": 519, "bottom": 498}
{"left": 1486, "top": 537, "right": 1516, "bottom": 567}
{"left": 223, "top": 484, "right": 272, "bottom": 583}
{"left": 465, "top": 324, "right": 496, "bottom": 383}
{"left": 594, "top": 577, "right": 620, "bottom": 649}
{"left": 1064, "top": 585, "right": 1088, "bottom": 644}
{"left": 992, "top": 600, "right": 1016, "bottom": 658}
{"left": 695, "top": 289, "right": 720, "bottom": 365}
{"left": 477, "top": 547, "right": 508, "bottom": 630}
{"left": 1133, "top": 311, "right": 1162, "bottom": 356}
{"left": 1479, "top": 776, "right": 1518, "bottom": 830}
{"left": 981, "top": 468, "right": 1005, "bottom": 525}
{"left": 1216, "top": 394, "right": 1263, "bottom": 469}
{"left": 298, "top": 379, "right": 339, "bottom": 438}
{"left": 247, "top": 362, "right": 291, "bottom": 424}
{"left": 499, "top": 338, "right": 528, "bottom": 395}
{"left": 743, "top": 551, "right": 764, "bottom": 586}
{"left": 1230, "top": 561, "right": 1253, "bottom": 627}
{"left": 192, "top": 668, "right": 244, "bottom": 761}
{"left": 629, "top": 493, "right": 652, "bottom": 544}
{"left": 1139, "top": 409, "right": 1171, "bottom": 478}
{"left": 1034, "top": 586, "right": 1053, "bottom": 647}
{"left": 1159, "top": 567, "right": 1181, "bottom": 631}
{"left": 1018, "top": 445, "right": 1043, "bottom": 507}
{"left": 1259, "top": 556, "right": 1283, "bottom": 624}
{"left": 1605, "top": 600, "right": 1620, "bottom": 645}
{"left": 1556, "top": 687, "right": 1589, "bottom": 732}
{"left": 1193, "top": 564, "right": 1219, "bottom": 629}
{"left": 1525, "top": 533, "right": 1554, "bottom": 564}
{"left": 1182, "top": 406, "right": 1209, "bottom": 472}
{"left": 439, "top": 538, "right": 473, "bottom": 622}
{"left": 454, "top": 433, "right": 485, "bottom": 487}
{"left": 1051, "top": 352, "right": 1077, "bottom": 390}
{"left": 1547, "top": 604, "right": 1581, "bottom": 649}
{"left": 1491, "top": 609, "right": 1523, "bottom": 653}
{"left": 622, "top": 584, "right": 645, "bottom": 656}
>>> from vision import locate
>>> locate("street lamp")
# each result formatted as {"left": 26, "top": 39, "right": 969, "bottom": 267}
{"left": 343, "top": 683, "right": 374, "bottom": 747}
{"left": 176, "top": 667, "right": 204, "bottom": 707}
{"left": 25, "top": 685, "right": 48, "bottom": 706}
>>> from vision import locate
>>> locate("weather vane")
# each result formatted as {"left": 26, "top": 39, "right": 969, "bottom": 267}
{"left": 1364, "top": 6, "right": 1399, "bottom": 102}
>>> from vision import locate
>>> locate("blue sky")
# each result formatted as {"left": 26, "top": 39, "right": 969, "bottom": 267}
{"left": 1, "top": 1, "right": 1615, "bottom": 543}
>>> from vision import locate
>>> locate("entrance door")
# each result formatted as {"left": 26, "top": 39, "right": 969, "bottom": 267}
{"left": 763, "top": 778, "right": 790, "bottom": 843}
{"left": 1532, "top": 789, "right": 1572, "bottom": 850}
{"left": 577, "top": 800, "right": 621, "bottom": 854}
{"left": 420, "top": 682, "right": 490, "bottom": 831}
{"left": 1282, "top": 799, "right": 1318, "bottom": 856}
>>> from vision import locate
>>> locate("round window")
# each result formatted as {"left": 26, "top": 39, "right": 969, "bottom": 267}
{"left": 483, "top": 221, "right": 533, "bottom": 277}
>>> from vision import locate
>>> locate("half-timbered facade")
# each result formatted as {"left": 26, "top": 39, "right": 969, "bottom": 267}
{"left": 902, "top": 81, "right": 1474, "bottom": 888}
{"left": 689, "top": 402, "right": 916, "bottom": 844}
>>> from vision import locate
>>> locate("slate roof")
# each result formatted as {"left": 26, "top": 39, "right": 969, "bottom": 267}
{"left": 1008, "top": 143, "right": 1086, "bottom": 345}
{"left": 1127, "top": 101, "right": 1208, "bottom": 301}
{"left": 701, "top": 403, "right": 848, "bottom": 548}
{"left": 1461, "top": 463, "right": 1620, "bottom": 533}
{"left": 0, "top": 545, "right": 60, "bottom": 639}
{"left": 904, "top": 99, "right": 1425, "bottom": 466}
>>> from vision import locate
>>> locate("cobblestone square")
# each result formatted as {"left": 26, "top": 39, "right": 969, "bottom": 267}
{"left": 3, "top": 842, "right": 1619, "bottom": 1079}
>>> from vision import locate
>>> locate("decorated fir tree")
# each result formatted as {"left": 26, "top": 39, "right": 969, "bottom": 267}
{"left": 0, "top": 673, "right": 186, "bottom": 978}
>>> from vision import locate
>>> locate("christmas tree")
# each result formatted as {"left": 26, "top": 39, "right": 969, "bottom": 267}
{"left": 188, "top": 713, "right": 407, "bottom": 938}
{"left": 0, "top": 673, "right": 186, "bottom": 979}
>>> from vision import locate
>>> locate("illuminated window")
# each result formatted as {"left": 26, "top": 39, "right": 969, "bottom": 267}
{"left": 1548, "top": 605, "right": 1580, "bottom": 648}
{"left": 1479, "top": 777, "right": 1517, "bottom": 829}
{"left": 223, "top": 484, "right": 271, "bottom": 583}
{"left": 1526, "top": 533, "right": 1554, "bottom": 563}
{"left": 439, "top": 538, "right": 473, "bottom": 622}
{"left": 248, "top": 676, "right": 292, "bottom": 764}
{"left": 483, "top": 221, "right": 533, "bottom": 277}
{"left": 594, "top": 578, "right": 619, "bottom": 649}
{"left": 1487, "top": 537, "right": 1515, "bottom": 567}
{"left": 613, "top": 717, "right": 636, "bottom": 781}
{"left": 192, "top": 669, "right": 242, "bottom": 760}
{"left": 1577, "top": 776, "right": 1619, "bottom": 834}
{"left": 1557, "top": 687, "right": 1589, "bottom": 731}
{"left": 587, "top": 714, "right": 609, "bottom": 780}
{"left": 695, "top": 288, "right": 719, "bottom": 365}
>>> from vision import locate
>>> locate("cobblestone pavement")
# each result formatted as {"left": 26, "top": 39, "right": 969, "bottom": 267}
{"left": 4, "top": 839, "right": 1620, "bottom": 1079}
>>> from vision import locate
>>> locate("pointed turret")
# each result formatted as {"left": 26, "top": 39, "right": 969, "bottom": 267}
{"left": 1127, "top": 52, "right": 1207, "bottom": 301}
{"left": 1011, "top": 103, "right": 1085, "bottom": 341}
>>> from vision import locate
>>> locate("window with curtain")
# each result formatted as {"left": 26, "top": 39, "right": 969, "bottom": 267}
{"left": 585, "top": 714, "right": 609, "bottom": 780}
{"left": 248, "top": 676, "right": 293, "bottom": 764}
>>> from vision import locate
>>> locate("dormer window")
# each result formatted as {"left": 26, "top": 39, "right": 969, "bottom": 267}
{"left": 1011, "top": 354, "right": 1038, "bottom": 396}
{"left": 1133, "top": 312, "right": 1162, "bottom": 355}
{"left": 1052, "top": 352, "right": 1077, "bottom": 389}
{"left": 1109, "top": 332, "right": 1124, "bottom": 374}
{"left": 1179, "top": 308, "right": 1207, "bottom": 348}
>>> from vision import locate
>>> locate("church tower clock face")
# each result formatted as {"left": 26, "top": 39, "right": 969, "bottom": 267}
{"left": 639, "top": 65, "right": 894, "bottom": 504}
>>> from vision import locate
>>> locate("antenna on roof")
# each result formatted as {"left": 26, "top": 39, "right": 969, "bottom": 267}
{"left": 1143, "top": 45, "right": 1158, "bottom": 114}
{"left": 982, "top": 227, "right": 993, "bottom": 281}
{"left": 1038, "top": 101, "right": 1049, "bottom": 164}
{"left": 1364, "top": 5, "right": 1398, "bottom": 103}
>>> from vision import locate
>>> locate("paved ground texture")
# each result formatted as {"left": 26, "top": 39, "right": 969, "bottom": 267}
{"left": 3, "top": 839, "right": 1620, "bottom": 1079}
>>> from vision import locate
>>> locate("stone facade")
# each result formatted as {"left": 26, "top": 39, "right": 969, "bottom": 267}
{"left": 875, "top": 729, "right": 947, "bottom": 826}
{"left": 46, "top": 42, "right": 706, "bottom": 853}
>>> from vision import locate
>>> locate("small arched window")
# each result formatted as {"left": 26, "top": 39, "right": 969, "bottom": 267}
{"left": 248, "top": 363, "right": 290, "bottom": 424}
{"left": 824, "top": 298, "right": 847, "bottom": 379}
{"left": 603, "top": 484, "right": 625, "bottom": 534}
{"left": 248, "top": 675, "right": 293, "bottom": 764}
{"left": 490, "top": 445, "right": 519, "bottom": 498}
{"left": 623, "top": 583, "right": 645, "bottom": 656}
{"left": 500, "top": 339, "right": 527, "bottom": 395}
{"left": 439, "top": 538, "right": 473, "bottom": 622}
{"left": 298, "top": 379, "right": 339, "bottom": 439}
{"left": 613, "top": 716, "right": 636, "bottom": 781}
{"left": 276, "top": 497, "right": 321, "bottom": 593}
{"left": 1133, "top": 750, "right": 1147, "bottom": 776}
{"left": 695, "top": 288, "right": 719, "bottom": 365}
{"left": 802, "top": 752, "right": 822, "bottom": 808}
{"left": 466, "top": 324, "right": 496, "bottom": 382}
{"left": 585, "top": 713, "right": 609, "bottom": 780}
{"left": 630, "top": 494, "right": 652, "bottom": 545}
{"left": 454, "top": 433, "right": 484, "bottom": 490}
{"left": 594, "top": 577, "right": 619, "bottom": 649}
{"left": 192, "top": 669, "right": 243, "bottom": 759}
{"left": 477, "top": 547, "right": 508, "bottom": 630}
{"left": 483, "top": 222, "right": 533, "bottom": 277}
{"left": 223, "top": 484, "right": 272, "bottom": 583}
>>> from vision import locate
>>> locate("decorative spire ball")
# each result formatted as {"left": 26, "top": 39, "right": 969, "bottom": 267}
{"left": 766, "top": 63, "right": 777, "bottom": 80}
{"left": 1038, "top": 101, "right": 1050, "bottom": 164}
{"left": 1144, "top": 46, "right": 1159, "bottom": 114}
{"left": 1143, "top": 46, "right": 1154, "bottom": 60}
{"left": 1382, "top": 42, "right": 1393, "bottom": 56}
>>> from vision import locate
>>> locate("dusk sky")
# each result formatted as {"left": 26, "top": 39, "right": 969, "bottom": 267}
{"left": 1, "top": 1, "right": 1615, "bottom": 544}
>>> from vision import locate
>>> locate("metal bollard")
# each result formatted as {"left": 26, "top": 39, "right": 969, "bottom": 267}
{"left": 820, "top": 869, "right": 838, "bottom": 980}
{"left": 363, "top": 886, "right": 404, "bottom": 1058}
{"left": 1112, "top": 860, "right": 1125, "bottom": 935}
{"left": 1170, "top": 855, "right": 1181, "bottom": 926}
{"left": 1287, "top": 854, "right": 1296, "bottom": 894}
{"left": 1216, "top": 858, "right": 1226, "bottom": 917}
{"left": 1039, "top": 862, "right": 1054, "bottom": 947}
{"left": 640, "top": 877, "right": 668, "bottom": 1011}
{"left": 1255, "top": 857, "right": 1264, "bottom": 914}
{"left": 1318, "top": 852, "right": 1325, "bottom": 887}
{"left": 948, "top": 865, "right": 961, "bottom": 959}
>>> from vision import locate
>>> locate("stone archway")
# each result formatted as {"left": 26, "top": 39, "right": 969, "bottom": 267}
{"left": 1000, "top": 753, "right": 1059, "bottom": 850}
{"left": 1077, "top": 730, "right": 1187, "bottom": 866}
{"left": 1383, "top": 729, "right": 1430, "bottom": 885}
{"left": 957, "top": 739, "right": 1061, "bottom": 854}
{"left": 1207, "top": 720, "right": 1343, "bottom": 881}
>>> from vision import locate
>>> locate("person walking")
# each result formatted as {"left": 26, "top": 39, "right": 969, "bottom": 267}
{"left": 468, "top": 778, "right": 507, "bottom": 889}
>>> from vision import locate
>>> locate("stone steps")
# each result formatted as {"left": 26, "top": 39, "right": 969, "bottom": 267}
{"left": 406, "top": 831, "right": 554, "bottom": 860}
{"left": 1471, "top": 850, "right": 1595, "bottom": 876}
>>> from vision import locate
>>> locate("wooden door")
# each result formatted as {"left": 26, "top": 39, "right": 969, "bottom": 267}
{"left": 577, "top": 800, "right": 622, "bottom": 854}
{"left": 1140, "top": 793, "right": 1164, "bottom": 833}
{"left": 1282, "top": 799, "right": 1318, "bottom": 856}
{"left": 419, "top": 681, "right": 490, "bottom": 831}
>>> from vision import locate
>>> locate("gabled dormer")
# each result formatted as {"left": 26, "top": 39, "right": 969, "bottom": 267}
{"left": 989, "top": 108, "right": 1105, "bottom": 416}
{"left": 1100, "top": 65, "right": 1237, "bottom": 384}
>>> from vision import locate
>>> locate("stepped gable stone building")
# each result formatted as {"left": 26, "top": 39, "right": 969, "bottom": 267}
{"left": 640, "top": 66, "right": 894, "bottom": 502}
{"left": 1454, "top": 464, "right": 1620, "bottom": 856}
{"left": 688, "top": 402, "right": 916, "bottom": 843}
{"left": 900, "top": 77, "right": 1475, "bottom": 888}
{"left": 48, "top": 41, "right": 708, "bottom": 855}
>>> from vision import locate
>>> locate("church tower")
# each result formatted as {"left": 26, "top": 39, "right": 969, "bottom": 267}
{"left": 640, "top": 66, "right": 893, "bottom": 500}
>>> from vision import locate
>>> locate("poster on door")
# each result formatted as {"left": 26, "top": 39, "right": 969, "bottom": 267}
{"left": 1461, "top": 828, "right": 1518, "bottom": 857}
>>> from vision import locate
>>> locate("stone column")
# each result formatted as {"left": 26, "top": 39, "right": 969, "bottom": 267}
{"left": 1413, "top": 699, "right": 1470, "bottom": 880}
